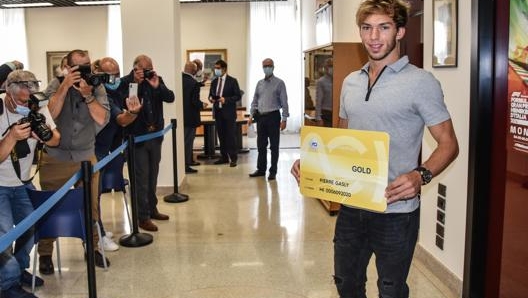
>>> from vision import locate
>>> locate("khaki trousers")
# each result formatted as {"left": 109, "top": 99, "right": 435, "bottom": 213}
{"left": 37, "top": 152, "right": 100, "bottom": 256}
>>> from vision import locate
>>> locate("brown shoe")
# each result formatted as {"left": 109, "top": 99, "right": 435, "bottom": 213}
{"left": 139, "top": 219, "right": 158, "bottom": 231}
{"left": 151, "top": 212, "right": 169, "bottom": 220}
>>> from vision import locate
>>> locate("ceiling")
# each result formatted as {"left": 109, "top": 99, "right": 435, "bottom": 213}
{"left": 0, "top": 0, "right": 287, "bottom": 9}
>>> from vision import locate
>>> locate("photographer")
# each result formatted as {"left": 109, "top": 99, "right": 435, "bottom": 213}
{"left": 0, "top": 70, "right": 59, "bottom": 298}
{"left": 119, "top": 54, "right": 176, "bottom": 232}
{"left": 37, "top": 49, "right": 110, "bottom": 275}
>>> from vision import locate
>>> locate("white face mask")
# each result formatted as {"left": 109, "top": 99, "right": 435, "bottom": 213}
{"left": 195, "top": 69, "right": 203, "bottom": 77}
{"left": 61, "top": 68, "right": 69, "bottom": 76}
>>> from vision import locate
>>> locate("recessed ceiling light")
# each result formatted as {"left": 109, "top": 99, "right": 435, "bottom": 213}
{"left": 180, "top": 0, "right": 201, "bottom": 2}
{"left": 2, "top": 2, "right": 53, "bottom": 8}
{"left": 74, "top": 1, "right": 120, "bottom": 5}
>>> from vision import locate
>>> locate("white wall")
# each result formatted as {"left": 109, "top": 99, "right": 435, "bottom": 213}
{"left": 180, "top": 2, "right": 248, "bottom": 105}
{"left": 25, "top": 6, "right": 108, "bottom": 87}
{"left": 332, "top": 0, "right": 360, "bottom": 42}
{"left": 421, "top": 0, "right": 471, "bottom": 280}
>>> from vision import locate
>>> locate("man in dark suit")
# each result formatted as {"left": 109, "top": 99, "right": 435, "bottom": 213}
{"left": 182, "top": 61, "right": 203, "bottom": 173}
{"left": 208, "top": 59, "right": 241, "bottom": 167}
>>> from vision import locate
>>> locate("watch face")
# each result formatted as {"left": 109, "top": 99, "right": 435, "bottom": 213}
{"left": 415, "top": 166, "right": 433, "bottom": 185}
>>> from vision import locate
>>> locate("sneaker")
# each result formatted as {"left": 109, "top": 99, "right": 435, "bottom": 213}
{"left": 105, "top": 231, "right": 114, "bottom": 239}
{"left": 100, "top": 236, "right": 119, "bottom": 252}
{"left": 2, "top": 284, "right": 37, "bottom": 298}
{"left": 20, "top": 270, "right": 44, "bottom": 287}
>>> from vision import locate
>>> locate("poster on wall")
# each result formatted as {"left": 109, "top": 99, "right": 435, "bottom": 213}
{"left": 507, "top": 0, "right": 528, "bottom": 154}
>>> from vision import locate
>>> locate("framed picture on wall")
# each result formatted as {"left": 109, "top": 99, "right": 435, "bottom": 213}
{"left": 46, "top": 51, "right": 69, "bottom": 83}
{"left": 433, "top": 0, "right": 458, "bottom": 67}
{"left": 186, "top": 49, "right": 227, "bottom": 84}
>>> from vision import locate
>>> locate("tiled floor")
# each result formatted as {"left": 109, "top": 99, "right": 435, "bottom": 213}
{"left": 29, "top": 133, "right": 455, "bottom": 298}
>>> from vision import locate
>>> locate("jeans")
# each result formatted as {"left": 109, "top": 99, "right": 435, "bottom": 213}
{"left": 0, "top": 185, "right": 35, "bottom": 290}
{"left": 133, "top": 137, "right": 162, "bottom": 221}
{"left": 333, "top": 206, "right": 420, "bottom": 298}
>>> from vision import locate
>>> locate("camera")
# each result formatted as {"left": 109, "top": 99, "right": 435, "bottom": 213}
{"left": 17, "top": 92, "right": 53, "bottom": 142}
{"left": 77, "top": 64, "right": 110, "bottom": 86}
{"left": 143, "top": 69, "right": 155, "bottom": 80}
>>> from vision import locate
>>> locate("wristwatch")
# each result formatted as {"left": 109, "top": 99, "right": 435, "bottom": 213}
{"left": 414, "top": 166, "right": 433, "bottom": 185}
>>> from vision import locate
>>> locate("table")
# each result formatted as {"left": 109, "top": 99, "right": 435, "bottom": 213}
{"left": 196, "top": 114, "right": 249, "bottom": 160}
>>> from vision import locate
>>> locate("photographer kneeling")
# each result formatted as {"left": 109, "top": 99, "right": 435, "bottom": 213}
{"left": 0, "top": 70, "right": 60, "bottom": 298}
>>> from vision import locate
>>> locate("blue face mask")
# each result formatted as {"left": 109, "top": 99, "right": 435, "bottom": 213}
{"left": 263, "top": 66, "right": 274, "bottom": 77}
{"left": 214, "top": 69, "right": 223, "bottom": 77}
{"left": 105, "top": 78, "right": 121, "bottom": 91}
{"left": 15, "top": 105, "right": 30, "bottom": 116}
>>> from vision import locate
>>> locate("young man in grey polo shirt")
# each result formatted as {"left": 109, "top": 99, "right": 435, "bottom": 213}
{"left": 291, "top": 0, "right": 459, "bottom": 296}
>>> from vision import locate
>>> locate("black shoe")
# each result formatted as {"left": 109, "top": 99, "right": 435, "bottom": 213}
{"left": 213, "top": 159, "right": 229, "bottom": 165}
{"left": 39, "top": 255, "right": 54, "bottom": 275}
{"left": 2, "top": 284, "right": 37, "bottom": 298}
{"left": 94, "top": 251, "right": 110, "bottom": 268}
{"left": 249, "top": 170, "right": 266, "bottom": 177}
{"left": 185, "top": 167, "right": 198, "bottom": 173}
{"left": 20, "top": 270, "right": 44, "bottom": 287}
{"left": 229, "top": 161, "right": 237, "bottom": 167}
{"left": 268, "top": 173, "right": 276, "bottom": 180}
{"left": 189, "top": 161, "right": 200, "bottom": 166}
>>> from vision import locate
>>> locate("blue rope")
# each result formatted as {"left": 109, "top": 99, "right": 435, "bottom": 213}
{"left": 0, "top": 124, "right": 173, "bottom": 251}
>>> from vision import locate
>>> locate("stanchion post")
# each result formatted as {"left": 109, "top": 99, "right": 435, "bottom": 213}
{"left": 119, "top": 135, "right": 153, "bottom": 247}
{"left": 163, "top": 119, "right": 189, "bottom": 203}
{"left": 81, "top": 161, "right": 97, "bottom": 298}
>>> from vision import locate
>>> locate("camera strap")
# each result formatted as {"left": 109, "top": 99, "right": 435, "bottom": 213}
{"left": 9, "top": 144, "right": 42, "bottom": 184}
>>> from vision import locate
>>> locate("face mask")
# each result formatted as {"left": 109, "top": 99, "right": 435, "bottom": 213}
{"left": 195, "top": 70, "right": 203, "bottom": 77}
{"left": 105, "top": 78, "right": 121, "bottom": 91}
{"left": 214, "top": 69, "right": 223, "bottom": 77}
{"left": 263, "top": 66, "right": 274, "bottom": 77}
{"left": 327, "top": 67, "right": 333, "bottom": 76}
{"left": 61, "top": 68, "right": 69, "bottom": 76}
{"left": 15, "top": 105, "right": 30, "bottom": 116}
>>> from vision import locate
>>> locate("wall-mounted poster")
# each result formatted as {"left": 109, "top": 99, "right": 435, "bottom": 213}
{"left": 507, "top": 0, "right": 528, "bottom": 154}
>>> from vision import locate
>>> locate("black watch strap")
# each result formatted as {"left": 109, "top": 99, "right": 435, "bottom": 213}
{"left": 414, "top": 166, "right": 433, "bottom": 185}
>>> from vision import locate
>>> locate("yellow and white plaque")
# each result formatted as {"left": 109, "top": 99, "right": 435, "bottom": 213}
{"left": 300, "top": 126, "right": 390, "bottom": 212}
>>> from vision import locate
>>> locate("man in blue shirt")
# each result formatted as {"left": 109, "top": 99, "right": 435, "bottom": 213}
{"left": 248, "top": 58, "right": 289, "bottom": 181}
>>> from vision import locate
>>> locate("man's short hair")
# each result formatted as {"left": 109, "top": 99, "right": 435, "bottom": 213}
{"left": 66, "top": 49, "right": 89, "bottom": 66}
{"left": 356, "top": 0, "right": 411, "bottom": 28}
{"left": 215, "top": 59, "right": 227, "bottom": 70}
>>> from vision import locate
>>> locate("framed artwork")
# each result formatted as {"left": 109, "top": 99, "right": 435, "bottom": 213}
{"left": 433, "top": 0, "right": 458, "bottom": 67}
{"left": 186, "top": 49, "right": 227, "bottom": 82}
{"left": 46, "top": 51, "right": 69, "bottom": 82}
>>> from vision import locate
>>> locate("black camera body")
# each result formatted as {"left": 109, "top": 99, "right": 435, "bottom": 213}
{"left": 18, "top": 92, "right": 52, "bottom": 142}
{"left": 77, "top": 64, "right": 110, "bottom": 86}
{"left": 144, "top": 69, "right": 155, "bottom": 80}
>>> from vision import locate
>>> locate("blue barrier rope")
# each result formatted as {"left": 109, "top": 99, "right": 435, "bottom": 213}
{"left": 0, "top": 124, "right": 173, "bottom": 252}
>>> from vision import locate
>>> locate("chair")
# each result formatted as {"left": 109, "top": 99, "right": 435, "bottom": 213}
{"left": 100, "top": 153, "right": 132, "bottom": 228}
{"left": 27, "top": 188, "right": 107, "bottom": 292}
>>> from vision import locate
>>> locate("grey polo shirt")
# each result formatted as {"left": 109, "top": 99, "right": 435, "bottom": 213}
{"left": 339, "top": 56, "right": 451, "bottom": 213}
{"left": 44, "top": 78, "right": 110, "bottom": 162}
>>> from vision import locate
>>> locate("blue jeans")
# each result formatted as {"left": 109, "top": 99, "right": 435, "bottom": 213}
{"left": 0, "top": 185, "right": 35, "bottom": 290}
{"left": 333, "top": 206, "right": 420, "bottom": 298}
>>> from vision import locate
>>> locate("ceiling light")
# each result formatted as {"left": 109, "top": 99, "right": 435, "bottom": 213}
{"left": 180, "top": 0, "right": 201, "bottom": 2}
{"left": 2, "top": 2, "right": 53, "bottom": 8}
{"left": 74, "top": 1, "right": 120, "bottom": 5}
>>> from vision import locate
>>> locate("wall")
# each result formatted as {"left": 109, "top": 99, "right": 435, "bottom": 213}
{"left": 179, "top": 2, "right": 248, "bottom": 105}
{"left": 25, "top": 6, "right": 108, "bottom": 88}
{"left": 421, "top": 0, "right": 471, "bottom": 281}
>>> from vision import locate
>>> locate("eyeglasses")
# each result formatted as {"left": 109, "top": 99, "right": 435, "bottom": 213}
{"left": 10, "top": 81, "right": 41, "bottom": 92}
